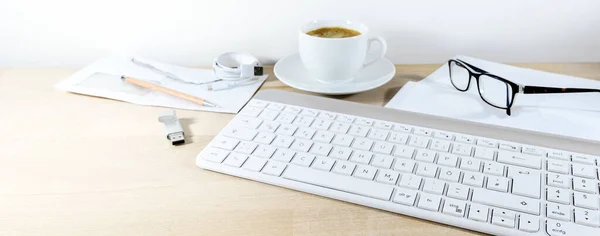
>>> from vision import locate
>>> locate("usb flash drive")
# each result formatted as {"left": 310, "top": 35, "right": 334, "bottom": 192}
{"left": 158, "top": 110, "right": 185, "bottom": 145}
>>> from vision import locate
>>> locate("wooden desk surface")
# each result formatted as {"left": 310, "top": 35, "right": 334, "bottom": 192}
{"left": 1, "top": 63, "right": 599, "bottom": 235}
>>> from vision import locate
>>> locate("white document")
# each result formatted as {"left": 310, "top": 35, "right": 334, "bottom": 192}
{"left": 386, "top": 55, "right": 600, "bottom": 142}
{"left": 55, "top": 55, "right": 268, "bottom": 113}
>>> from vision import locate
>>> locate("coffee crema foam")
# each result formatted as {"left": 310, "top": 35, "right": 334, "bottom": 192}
{"left": 306, "top": 27, "right": 361, "bottom": 38}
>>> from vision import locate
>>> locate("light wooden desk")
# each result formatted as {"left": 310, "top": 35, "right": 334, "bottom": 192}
{"left": 1, "top": 63, "right": 599, "bottom": 236}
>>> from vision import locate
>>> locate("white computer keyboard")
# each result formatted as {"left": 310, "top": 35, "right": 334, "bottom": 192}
{"left": 196, "top": 90, "right": 600, "bottom": 236}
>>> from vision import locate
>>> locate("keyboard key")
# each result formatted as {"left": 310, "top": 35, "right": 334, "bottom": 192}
{"left": 442, "top": 198, "right": 466, "bottom": 217}
{"left": 290, "top": 139, "right": 313, "bottom": 153}
{"left": 518, "top": 214, "right": 539, "bottom": 232}
{"left": 547, "top": 187, "right": 571, "bottom": 205}
{"left": 354, "top": 117, "right": 374, "bottom": 126}
{"left": 574, "top": 208, "right": 600, "bottom": 227}
{"left": 392, "top": 188, "right": 418, "bottom": 206}
{"left": 393, "top": 124, "right": 413, "bottom": 133}
{"left": 393, "top": 159, "right": 416, "bottom": 173}
{"left": 348, "top": 125, "right": 369, "bottom": 137}
{"left": 460, "top": 157, "right": 481, "bottom": 172}
{"left": 336, "top": 115, "right": 355, "bottom": 123}
{"left": 507, "top": 166, "right": 541, "bottom": 198}
{"left": 211, "top": 136, "right": 239, "bottom": 150}
{"left": 275, "top": 113, "right": 296, "bottom": 124}
{"left": 522, "top": 145, "right": 544, "bottom": 156}
{"left": 493, "top": 208, "right": 516, "bottom": 220}
{"left": 257, "top": 121, "right": 279, "bottom": 132}
{"left": 499, "top": 142, "right": 520, "bottom": 152}
{"left": 416, "top": 163, "right": 438, "bottom": 178}
{"left": 546, "top": 219, "right": 599, "bottom": 236}
{"left": 408, "top": 136, "right": 430, "bottom": 148}
{"left": 468, "top": 204, "right": 489, "bottom": 222}
{"left": 456, "top": 135, "right": 476, "bottom": 144}
{"left": 429, "top": 139, "right": 450, "bottom": 152}
{"left": 266, "top": 103, "right": 285, "bottom": 111}
{"left": 415, "top": 149, "right": 436, "bottom": 163}
{"left": 398, "top": 174, "right": 422, "bottom": 190}
{"left": 491, "top": 216, "right": 514, "bottom": 228}
{"left": 547, "top": 173, "right": 570, "bottom": 189}
{"left": 283, "top": 165, "right": 393, "bottom": 201}
{"left": 254, "top": 132, "right": 276, "bottom": 144}
{"left": 574, "top": 192, "right": 599, "bottom": 210}
{"left": 312, "top": 131, "right": 335, "bottom": 143}
{"left": 350, "top": 150, "right": 373, "bottom": 164}
{"left": 311, "top": 156, "right": 336, "bottom": 171}
{"left": 497, "top": 151, "right": 541, "bottom": 170}
{"left": 547, "top": 159, "right": 570, "bottom": 174}
{"left": 291, "top": 153, "right": 315, "bottom": 167}
{"left": 438, "top": 167, "right": 461, "bottom": 182}
{"left": 375, "top": 169, "right": 400, "bottom": 185}
{"left": 546, "top": 202, "right": 571, "bottom": 221}
{"left": 572, "top": 177, "right": 598, "bottom": 194}
{"left": 352, "top": 138, "right": 374, "bottom": 151}
{"left": 471, "top": 188, "right": 540, "bottom": 215}
{"left": 354, "top": 165, "right": 377, "bottom": 180}
{"left": 224, "top": 126, "right": 258, "bottom": 141}
{"left": 234, "top": 141, "right": 258, "bottom": 154}
{"left": 572, "top": 163, "right": 597, "bottom": 179}
{"left": 232, "top": 116, "right": 263, "bottom": 129}
{"left": 330, "top": 122, "right": 351, "bottom": 134}
{"left": 548, "top": 150, "right": 571, "bottom": 161}
{"left": 486, "top": 176, "right": 509, "bottom": 192}
{"left": 393, "top": 145, "right": 415, "bottom": 159}
{"left": 241, "top": 157, "right": 267, "bottom": 171}
{"left": 292, "top": 116, "right": 314, "bottom": 127}
{"left": 239, "top": 106, "right": 262, "bottom": 117}
{"left": 371, "top": 155, "right": 393, "bottom": 169}
{"left": 329, "top": 146, "right": 352, "bottom": 160}
{"left": 331, "top": 134, "right": 354, "bottom": 147}
{"left": 300, "top": 108, "right": 319, "bottom": 117}
{"left": 572, "top": 154, "right": 596, "bottom": 165}
{"left": 272, "top": 149, "right": 295, "bottom": 162}
{"left": 331, "top": 160, "right": 356, "bottom": 176}
{"left": 483, "top": 162, "right": 505, "bottom": 176}
{"left": 261, "top": 161, "right": 287, "bottom": 176}
{"left": 201, "top": 147, "right": 229, "bottom": 163}
{"left": 294, "top": 127, "right": 316, "bottom": 139}
{"left": 434, "top": 131, "right": 454, "bottom": 140}
{"left": 372, "top": 141, "right": 394, "bottom": 155}
{"left": 437, "top": 153, "right": 459, "bottom": 167}
{"left": 474, "top": 147, "right": 495, "bottom": 160}
{"left": 272, "top": 135, "right": 295, "bottom": 148}
{"left": 282, "top": 105, "right": 302, "bottom": 114}
{"left": 223, "top": 153, "right": 248, "bottom": 168}
{"left": 310, "top": 119, "right": 332, "bottom": 130}
{"left": 414, "top": 128, "right": 433, "bottom": 137}
{"left": 462, "top": 172, "right": 485, "bottom": 187}
{"left": 374, "top": 121, "right": 393, "bottom": 130}
{"left": 275, "top": 124, "right": 297, "bottom": 136}
{"left": 317, "top": 111, "right": 336, "bottom": 120}
{"left": 476, "top": 138, "right": 498, "bottom": 148}
{"left": 247, "top": 100, "right": 268, "bottom": 108}
{"left": 368, "top": 129, "right": 389, "bottom": 141}
{"left": 446, "top": 183, "right": 469, "bottom": 200}
{"left": 451, "top": 143, "right": 472, "bottom": 156}
{"left": 309, "top": 142, "right": 333, "bottom": 156}
{"left": 388, "top": 132, "right": 409, "bottom": 145}
{"left": 417, "top": 193, "right": 441, "bottom": 211}
{"left": 253, "top": 145, "right": 277, "bottom": 158}
{"left": 258, "top": 109, "right": 279, "bottom": 121}
{"left": 423, "top": 179, "right": 445, "bottom": 195}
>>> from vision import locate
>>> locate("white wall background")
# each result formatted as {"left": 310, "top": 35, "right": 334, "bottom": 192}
{"left": 1, "top": 0, "right": 599, "bottom": 67}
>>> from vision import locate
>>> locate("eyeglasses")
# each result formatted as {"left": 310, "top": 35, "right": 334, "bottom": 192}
{"left": 448, "top": 59, "right": 600, "bottom": 116}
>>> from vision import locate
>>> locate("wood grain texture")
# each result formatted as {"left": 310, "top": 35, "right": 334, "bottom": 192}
{"left": 0, "top": 63, "right": 598, "bottom": 236}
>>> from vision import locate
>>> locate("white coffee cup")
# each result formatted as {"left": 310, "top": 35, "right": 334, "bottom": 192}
{"left": 298, "top": 20, "right": 387, "bottom": 84}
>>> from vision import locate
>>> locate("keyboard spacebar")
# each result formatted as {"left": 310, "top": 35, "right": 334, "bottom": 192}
{"left": 282, "top": 165, "right": 394, "bottom": 201}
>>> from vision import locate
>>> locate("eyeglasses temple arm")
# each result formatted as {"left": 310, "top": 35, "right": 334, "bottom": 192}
{"left": 522, "top": 86, "right": 600, "bottom": 94}
{"left": 455, "top": 59, "right": 488, "bottom": 74}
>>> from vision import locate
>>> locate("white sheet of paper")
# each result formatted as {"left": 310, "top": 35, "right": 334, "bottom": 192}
{"left": 386, "top": 55, "right": 600, "bottom": 142}
{"left": 55, "top": 55, "right": 268, "bottom": 113}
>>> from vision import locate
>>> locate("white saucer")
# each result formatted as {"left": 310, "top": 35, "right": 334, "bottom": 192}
{"left": 274, "top": 53, "right": 396, "bottom": 95}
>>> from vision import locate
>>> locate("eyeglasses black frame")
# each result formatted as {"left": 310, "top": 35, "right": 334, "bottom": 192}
{"left": 448, "top": 59, "right": 600, "bottom": 116}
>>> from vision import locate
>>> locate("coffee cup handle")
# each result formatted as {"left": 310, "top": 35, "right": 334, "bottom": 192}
{"left": 363, "top": 36, "right": 387, "bottom": 67}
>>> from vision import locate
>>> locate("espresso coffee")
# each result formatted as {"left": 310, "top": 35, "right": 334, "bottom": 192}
{"left": 306, "top": 27, "right": 361, "bottom": 38}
